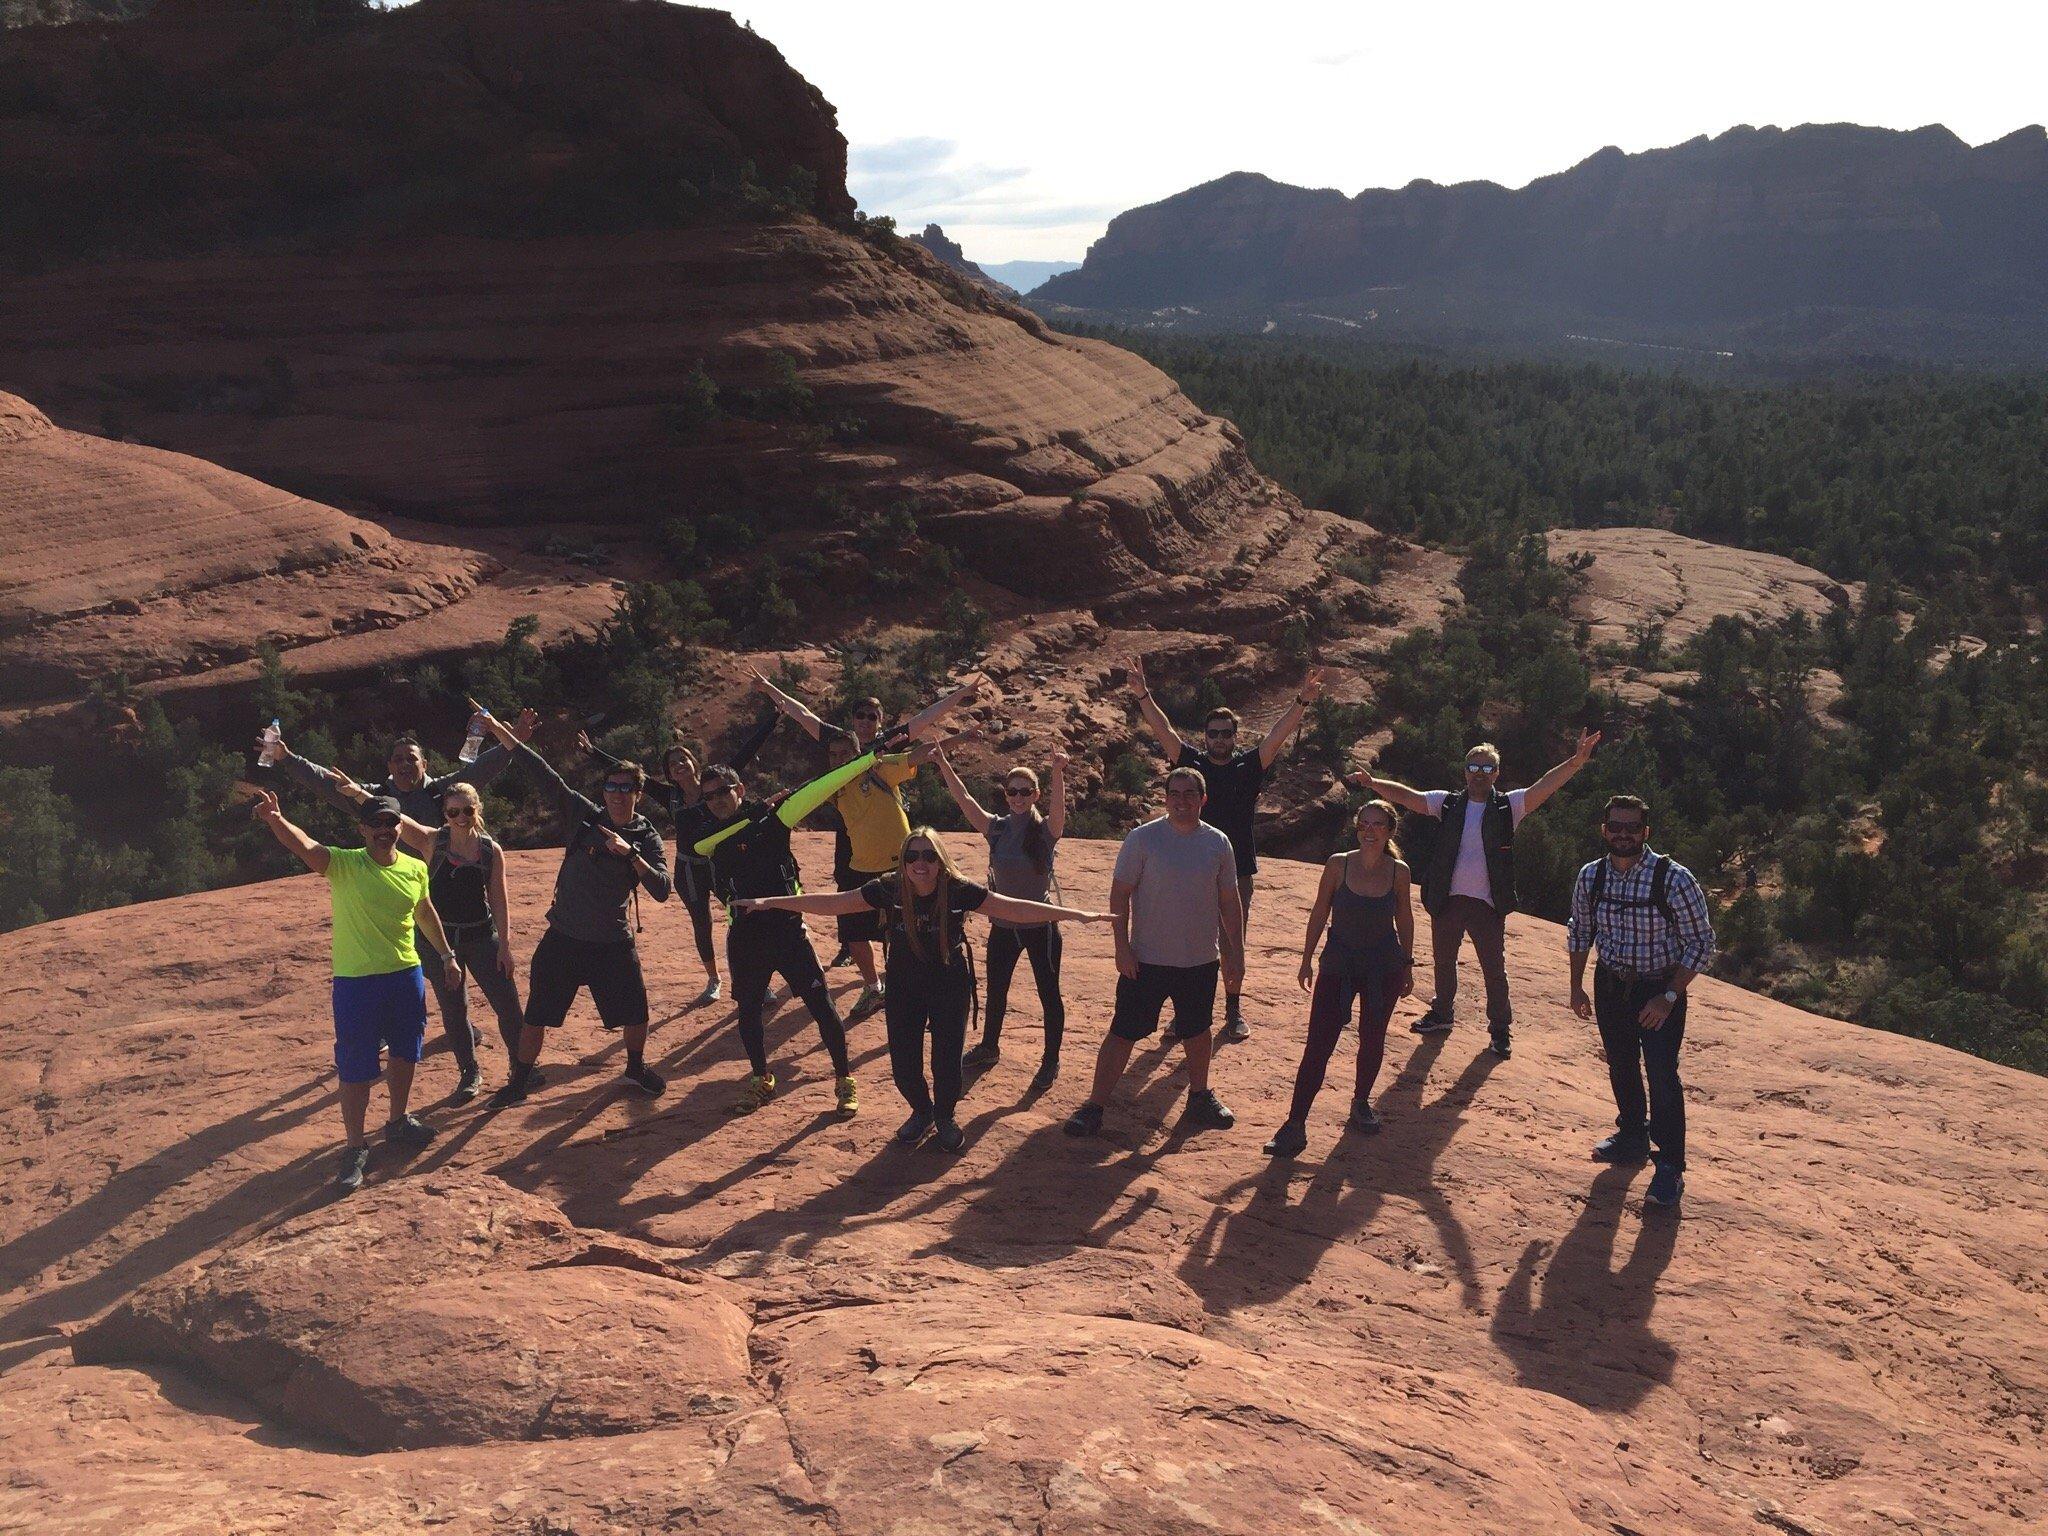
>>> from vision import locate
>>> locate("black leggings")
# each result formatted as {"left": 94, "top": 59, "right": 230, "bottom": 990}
{"left": 677, "top": 857, "right": 718, "bottom": 973}
{"left": 433, "top": 924, "right": 525, "bottom": 1059}
{"left": 1286, "top": 964, "right": 1404, "bottom": 1124}
{"left": 886, "top": 961, "right": 972, "bottom": 1121}
{"left": 982, "top": 924, "right": 1063, "bottom": 1060}
{"left": 728, "top": 911, "right": 850, "bottom": 1078}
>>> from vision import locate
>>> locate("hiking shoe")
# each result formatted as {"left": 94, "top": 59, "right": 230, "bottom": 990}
{"left": 1029, "top": 1057, "right": 1060, "bottom": 1093}
{"left": 449, "top": 1065, "right": 482, "bottom": 1105}
{"left": 849, "top": 986, "right": 885, "bottom": 1022}
{"left": 1185, "top": 1089, "right": 1235, "bottom": 1130}
{"left": 386, "top": 1113, "right": 436, "bottom": 1149}
{"left": 835, "top": 1075, "right": 860, "bottom": 1115}
{"left": 695, "top": 979, "right": 723, "bottom": 1006}
{"left": 932, "top": 1119, "right": 967, "bottom": 1153}
{"left": 1411, "top": 1006, "right": 1454, "bottom": 1035}
{"left": 828, "top": 946, "right": 852, "bottom": 969}
{"left": 895, "top": 1107, "right": 933, "bottom": 1145}
{"left": 1645, "top": 1164, "right": 1684, "bottom": 1208}
{"left": 335, "top": 1144, "right": 370, "bottom": 1193}
{"left": 1063, "top": 1102, "right": 1105, "bottom": 1137}
{"left": 728, "top": 1072, "right": 777, "bottom": 1115}
{"left": 1488, "top": 1026, "right": 1512, "bottom": 1059}
{"left": 1262, "top": 1120, "right": 1307, "bottom": 1158}
{"left": 1220, "top": 1015, "right": 1251, "bottom": 1044}
{"left": 487, "top": 1080, "right": 528, "bottom": 1111}
{"left": 1592, "top": 1131, "right": 1651, "bottom": 1164}
{"left": 1347, "top": 1098, "right": 1383, "bottom": 1135}
{"left": 623, "top": 1063, "right": 667, "bottom": 1096}
{"left": 963, "top": 1040, "right": 1001, "bottom": 1070}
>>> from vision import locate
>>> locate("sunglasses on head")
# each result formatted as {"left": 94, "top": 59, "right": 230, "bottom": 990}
{"left": 902, "top": 848, "right": 940, "bottom": 866}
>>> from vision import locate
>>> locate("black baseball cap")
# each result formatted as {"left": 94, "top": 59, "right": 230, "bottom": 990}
{"left": 357, "top": 795, "right": 404, "bottom": 825}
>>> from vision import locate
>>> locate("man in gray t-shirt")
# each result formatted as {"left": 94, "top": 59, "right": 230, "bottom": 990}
{"left": 1064, "top": 767, "right": 1244, "bottom": 1138}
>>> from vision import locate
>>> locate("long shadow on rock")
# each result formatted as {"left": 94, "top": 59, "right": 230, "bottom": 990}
{"left": 0, "top": 1076, "right": 336, "bottom": 1353}
{"left": 1176, "top": 1037, "right": 1500, "bottom": 1315}
{"left": 1489, "top": 1164, "right": 1681, "bottom": 1412}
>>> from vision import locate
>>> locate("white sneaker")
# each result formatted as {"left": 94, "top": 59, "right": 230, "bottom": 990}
{"left": 695, "top": 979, "right": 723, "bottom": 1005}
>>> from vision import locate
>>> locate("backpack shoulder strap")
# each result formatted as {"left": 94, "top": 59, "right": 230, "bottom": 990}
{"left": 1588, "top": 858, "right": 1606, "bottom": 944}
{"left": 1650, "top": 853, "right": 1676, "bottom": 926}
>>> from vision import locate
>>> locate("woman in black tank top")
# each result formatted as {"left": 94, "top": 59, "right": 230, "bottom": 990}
{"left": 1265, "top": 799, "right": 1415, "bottom": 1158}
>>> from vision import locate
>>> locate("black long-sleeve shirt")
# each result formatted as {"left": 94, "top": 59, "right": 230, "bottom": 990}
{"left": 585, "top": 712, "right": 780, "bottom": 859}
{"left": 513, "top": 742, "right": 670, "bottom": 943}
{"left": 273, "top": 742, "right": 515, "bottom": 826}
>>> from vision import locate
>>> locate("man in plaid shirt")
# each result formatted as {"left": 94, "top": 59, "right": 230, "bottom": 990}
{"left": 1567, "top": 794, "right": 1716, "bottom": 1209}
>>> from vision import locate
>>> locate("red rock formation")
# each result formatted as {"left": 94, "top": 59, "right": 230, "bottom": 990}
{"left": 2, "top": 836, "right": 2042, "bottom": 1530}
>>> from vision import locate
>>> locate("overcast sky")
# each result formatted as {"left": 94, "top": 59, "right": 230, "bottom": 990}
{"left": 735, "top": 0, "right": 2048, "bottom": 264}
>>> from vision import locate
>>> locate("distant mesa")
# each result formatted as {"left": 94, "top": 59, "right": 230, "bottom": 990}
{"left": 907, "top": 223, "right": 1019, "bottom": 296}
{"left": 1033, "top": 123, "right": 2048, "bottom": 365}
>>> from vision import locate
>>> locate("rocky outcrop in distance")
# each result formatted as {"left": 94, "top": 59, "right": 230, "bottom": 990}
{"left": 1034, "top": 124, "right": 2048, "bottom": 365}
{"left": 908, "top": 222, "right": 1019, "bottom": 295}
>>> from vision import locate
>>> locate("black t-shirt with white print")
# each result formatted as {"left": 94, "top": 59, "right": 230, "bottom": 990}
{"left": 861, "top": 873, "right": 989, "bottom": 974}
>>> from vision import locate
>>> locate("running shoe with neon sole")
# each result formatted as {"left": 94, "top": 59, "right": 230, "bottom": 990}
{"left": 835, "top": 1075, "right": 859, "bottom": 1115}
{"left": 728, "top": 1071, "right": 777, "bottom": 1115}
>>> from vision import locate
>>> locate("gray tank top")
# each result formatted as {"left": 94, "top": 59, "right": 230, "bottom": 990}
{"left": 985, "top": 813, "right": 1055, "bottom": 928}
{"left": 1321, "top": 868, "right": 1403, "bottom": 974}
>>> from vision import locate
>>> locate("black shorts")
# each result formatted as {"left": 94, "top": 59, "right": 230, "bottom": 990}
{"left": 837, "top": 868, "right": 886, "bottom": 944}
{"left": 1110, "top": 961, "right": 1219, "bottom": 1043}
{"left": 525, "top": 929, "right": 649, "bottom": 1034}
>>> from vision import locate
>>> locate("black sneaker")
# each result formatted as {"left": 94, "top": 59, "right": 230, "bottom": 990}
{"left": 1185, "top": 1089, "right": 1235, "bottom": 1130}
{"left": 486, "top": 1080, "right": 528, "bottom": 1111}
{"left": 1592, "top": 1131, "right": 1651, "bottom": 1164}
{"left": 449, "top": 1065, "right": 482, "bottom": 1105}
{"left": 335, "top": 1144, "right": 370, "bottom": 1193}
{"left": 1219, "top": 1015, "right": 1251, "bottom": 1044}
{"left": 932, "top": 1119, "right": 967, "bottom": 1153}
{"left": 1063, "top": 1102, "right": 1105, "bottom": 1137}
{"left": 386, "top": 1113, "right": 436, "bottom": 1149}
{"left": 963, "top": 1040, "right": 1001, "bottom": 1070}
{"left": 895, "top": 1107, "right": 933, "bottom": 1146}
{"left": 1411, "top": 1006, "right": 1454, "bottom": 1035}
{"left": 623, "top": 1063, "right": 667, "bottom": 1096}
{"left": 1029, "top": 1057, "right": 1060, "bottom": 1093}
{"left": 828, "top": 946, "right": 853, "bottom": 969}
{"left": 1347, "top": 1098, "right": 1383, "bottom": 1135}
{"left": 1645, "top": 1163, "right": 1684, "bottom": 1208}
{"left": 1262, "top": 1120, "right": 1307, "bottom": 1158}
{"left": 1488, "top": 1026, "right": 1512, "bottom": 1059}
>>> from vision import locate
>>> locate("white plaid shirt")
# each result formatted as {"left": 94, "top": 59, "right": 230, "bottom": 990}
{"left": 1566, "top": 849, "right": 1716, "bottom": 977}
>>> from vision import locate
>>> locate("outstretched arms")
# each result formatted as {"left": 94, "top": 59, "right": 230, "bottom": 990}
{"left": 732, "top": 890, "right": 872, "bottom": 918}
{"left": 980, "top": 892, "right": 1111, "bottom": 926}
{"left": 1127, "top": 656, "right": 1187, "bottom": 760}
{"left": 1258, "top": 667, "right": 1324, "bottom": 769}
{"left": 1518, "top": 728, "right": 1601, "bottom": 815}
{"left": 1343, "top": 768, "right": 1432, "bottom": 816}
{"left": 248, "top": 788, "right": 329, "bottom": 875}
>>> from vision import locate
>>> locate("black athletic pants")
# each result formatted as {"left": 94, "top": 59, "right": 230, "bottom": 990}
{"left": 435, "top": 923, "right": 525, "bottom": 1059}
{"left": 981, "top": 924, "right": 1063, "bottom": 1061}
{"left": 677, "top": 857, "right": 718, "bottom": 973}
{"left": 1594, "top": 967, "right": 1687, "bottom": 1170}
{"left": 885, "top": 961, "right": 972, "bottom": 1122}
{"left": 419, "top": 922, "right": 479, "bottom": 1073}
{"left": 728, "top": 911, "right": 850, "bottom": 1077}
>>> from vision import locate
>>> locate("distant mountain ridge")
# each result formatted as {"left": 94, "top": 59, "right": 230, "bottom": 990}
{"left": 981, "top": 258, "right": 1079, "bottom": 294}
{"left": 1034, "top": 123, "right": 2048, "bottom": 365}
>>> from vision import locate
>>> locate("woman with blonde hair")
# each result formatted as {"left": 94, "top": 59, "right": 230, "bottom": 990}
{"left": 1263, "top": 797, "right": 1415, "bottom": 1158}
{"left": 736, "top": 826, "right": 1109, "bottom": 1152}
{"left": 327, "top": 776, "right": 526, "bottom": 1105}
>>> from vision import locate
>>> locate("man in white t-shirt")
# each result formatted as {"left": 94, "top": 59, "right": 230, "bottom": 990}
{"left": 1353, "top": 730, "right": 1597, "bottom": 1058}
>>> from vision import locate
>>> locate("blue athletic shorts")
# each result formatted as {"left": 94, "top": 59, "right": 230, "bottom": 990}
{"left": 332, "top": 966, "right": 428, "bottom": 1084}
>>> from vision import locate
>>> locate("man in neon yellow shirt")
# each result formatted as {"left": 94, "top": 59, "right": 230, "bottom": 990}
{"left": 251, "top": 788, "right": 455, "bottom": 1194}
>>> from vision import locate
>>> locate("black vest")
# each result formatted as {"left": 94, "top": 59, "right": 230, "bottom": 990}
{"left": 1419, "top": 788, "right": 1518, "bottom": 916}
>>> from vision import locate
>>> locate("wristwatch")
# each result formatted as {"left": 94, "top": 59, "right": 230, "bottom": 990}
{"left": 1661, "top": 988, "right": 1680, "bottom": 1004}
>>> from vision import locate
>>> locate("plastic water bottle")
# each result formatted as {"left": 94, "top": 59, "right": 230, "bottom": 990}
{"left": 458, "top": 709, "right": 489, "bottom": 764}
{"left": 258, "top": 718, "right": 283, "bottom": 767}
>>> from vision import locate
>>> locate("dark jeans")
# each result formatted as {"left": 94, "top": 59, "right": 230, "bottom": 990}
{"left": 885, "top": 960, "right": 971, "bottom": 1121}
{"left": 435, "top": 923, "right": 525, "bottom": 1059}
{"left": 983, "top": 924, "right": 1064, "bottom": 1060}
{"left": 1287, "top": 963, "right": 1406, "bottom": 1124}
{"left": 1594, "top": 967, "right": 1688, "bottom": 1170}
{"left": 1428, "top": 894, "right": 1512, "bottom": 1027}
{"left": 728, "top": 911, "right": 850, "bottom": 1078}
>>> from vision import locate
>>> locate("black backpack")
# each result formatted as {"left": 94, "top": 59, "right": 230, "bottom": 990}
{"left": 1587, "top": 853, "right": 1677, "bottom": 942}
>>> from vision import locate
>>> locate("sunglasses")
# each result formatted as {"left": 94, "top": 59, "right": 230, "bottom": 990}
{"left": 444, "top": 806, "right": 475, "bottom": 820}
{"left": 1358, "top": 818, "right": 1395, "bottom": 833}
{"left": 902, "top": 848, "right": 941, "bottom": 865}
{"left": 1465, "top": 763, "right": 1498, "bottom": 774}
{"left": 852, "top": 710, "right": 882, "bottom": 721}
{"left": 1005, "top": 785, "right": 1036, "bottom": 798}
{"left": 1603, "top": 820, "right": 1646, "bottom": 833}
{"left": 1205, "top": 728, "right": 1236, "bottom": 738}
{"left": 706, "top": 781, "right": 740, "bottom": 797}
{"left": 603, "top": 781, "right": 639, "bottom": 794}
{"left": 362, "top": 817, "right": 400, "bottom": 831}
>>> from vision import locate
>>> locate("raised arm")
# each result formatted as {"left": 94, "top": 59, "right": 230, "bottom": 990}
{"left": 248, "top": 788, "right": 329, "bottom": 875}
{"left": 895, "top": 678, "right": 980, "bottom": 745}
{"left": 263, "top": 729, "right": 358, "bottom": 816}
{"left": 575, "top": 730, "right": 626, "bottom": 772}
{"left": 1518, "top": 728, "right": 1601, "bottom": 815}
{"left": 1297, "top": 856, "right": 1345, "bottom": 991}
{"left": 1127, "top": 655, "right": 1186, "bottom": 760}
{"left": 393, "top": 813, "right": 438, "bottom": 858}
{"left": 1344, "top": 768, "right": 1432, "bottom": 816}
{"left": 750, "top": 666, "right": 830, "bottom": 741}
{"left": 437, "top": 701, "right": 539, "bottom": 795}
{"left": 979, "top": 892, "right": 1110, "bottom": 926}
{"left": 1045, "top": 749, "right": 1068, "bottom": 842}
{"left": 727, "top": 709, "right": 781, "bottom": 772}
{"left": 1258, "top": 667, "right": 1324, "bottom": 770}
{"left": 933, "top": 747, "right": 993, "bottom": 833}
{"left": 481, "top": 712, "right": 596, "bottom": 829}
{"left": 732, "top": 890, "right": 873, "bottom": 918}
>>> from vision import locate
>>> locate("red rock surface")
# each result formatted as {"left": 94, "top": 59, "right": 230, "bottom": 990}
{"left": 2, "top": 836, "right": 2042, "bottom": 1532}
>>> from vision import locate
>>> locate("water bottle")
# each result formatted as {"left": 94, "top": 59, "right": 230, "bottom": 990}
{"left": 458, "top": 709, "right": 489, "bottom": 764}
{"left": 258, "top": 718, "right": 283, "bottom": 767}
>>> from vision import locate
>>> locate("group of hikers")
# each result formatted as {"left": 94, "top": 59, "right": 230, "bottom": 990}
{"left": 249, "top": 660, "right": 1715, "bottom": 1210}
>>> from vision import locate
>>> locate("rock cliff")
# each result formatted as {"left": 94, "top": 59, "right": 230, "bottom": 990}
{"left": 1, "top": 837, "right": 2042, "bottom": 1532}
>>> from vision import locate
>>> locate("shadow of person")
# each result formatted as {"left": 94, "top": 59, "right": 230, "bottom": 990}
{"left": 1489, "top": 1164, "right": 1681, "bottom": 1412}
{"left": 1175, "top": 1035, "right": 1500, "bottom": 1315}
